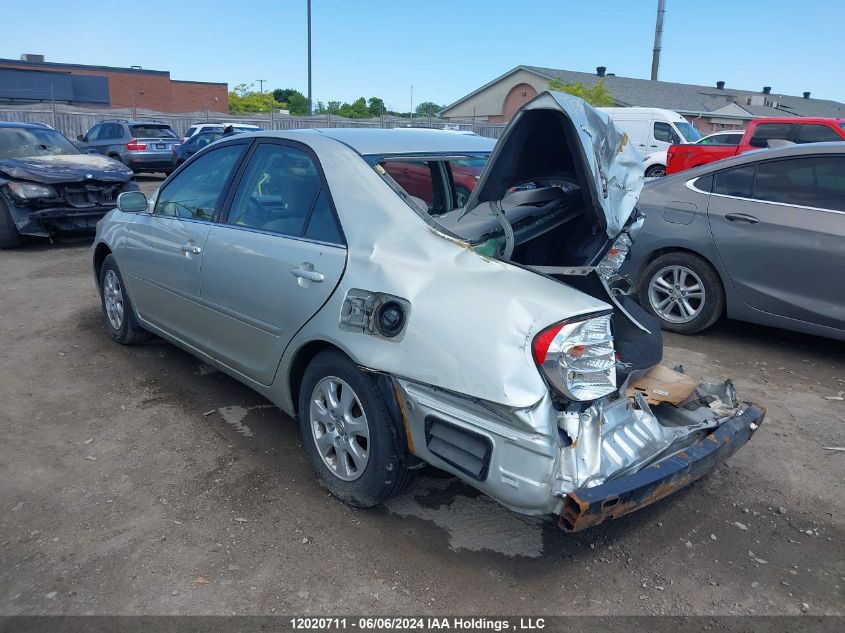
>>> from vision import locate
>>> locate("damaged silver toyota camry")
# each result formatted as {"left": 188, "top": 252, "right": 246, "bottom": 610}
{"left": 93, "top": 92, "right": 764, "bottom": 531}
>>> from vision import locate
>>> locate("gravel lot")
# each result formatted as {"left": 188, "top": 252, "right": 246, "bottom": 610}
{"left": 2, "top": 175, "right": 843, "bottom": 615}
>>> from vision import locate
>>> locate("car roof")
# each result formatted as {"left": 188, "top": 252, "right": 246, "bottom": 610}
{"left": 752, "top": 117, "right": 845, "bottom": 124}
{"left": 0, "top": 121, "right": 54, "bottom": 129}
{"left": 305, "top": 127, "right": 496, "bottom": 155}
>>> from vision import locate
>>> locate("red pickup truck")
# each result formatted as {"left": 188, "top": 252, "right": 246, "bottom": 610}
{"left": 666, "top": 117, "right": 845, "bottom": 175}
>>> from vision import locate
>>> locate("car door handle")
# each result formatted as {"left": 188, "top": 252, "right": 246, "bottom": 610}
{"left": 637, "top": 143, "right": 646, "bottom": 147}
{"left": 181, "top": 243, "right": 202, "bottom": 254}
{"left": 725, "top": 213, "right": 759, "bottom": 224}
{"left": 291, "top": 266, "right": 324, "bottom": 282}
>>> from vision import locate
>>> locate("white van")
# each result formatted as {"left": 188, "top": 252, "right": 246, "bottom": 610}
{"left": 598, "top": 107, "right": 702, "bottom": 177}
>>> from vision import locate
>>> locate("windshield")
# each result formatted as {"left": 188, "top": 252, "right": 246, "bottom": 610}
{"left": 0, "top": 127, "right": 80, "bottom": 160}
{"left": 130, "top": 125, "right": 178, "bottom": 139}
{"left": 675, "top": 121, "right": 702, "bottom": 143}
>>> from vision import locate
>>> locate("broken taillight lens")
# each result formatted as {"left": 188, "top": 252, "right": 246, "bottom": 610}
{"left": 532, "top": 314, "right": 617, "bottom": 402}
{"left": 596, "top": 231, "right": 632, "bottom": 281}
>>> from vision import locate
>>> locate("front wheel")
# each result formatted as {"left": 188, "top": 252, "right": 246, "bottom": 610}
{"left": 99, "top": 255, "right": 151, "bottom": 344}
{"left": 638, "top": 252, "right": 725, "bottom": 334}
{"left": 298, "top": 350, "right": 411, "bottom": 507}
{"left": 645, "top": 164, "right": 666, "bottom": 178}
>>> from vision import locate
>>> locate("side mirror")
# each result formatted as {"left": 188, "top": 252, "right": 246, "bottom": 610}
{"left": 77, "top": 135, "right": 85, "bottom": 142}
{"left": 117, "top": 191, "right": 150, "bottom": 214}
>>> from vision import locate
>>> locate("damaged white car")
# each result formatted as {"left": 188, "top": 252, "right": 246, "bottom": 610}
{"left": 93, "top": 92, "right": 764, "bottom": 531}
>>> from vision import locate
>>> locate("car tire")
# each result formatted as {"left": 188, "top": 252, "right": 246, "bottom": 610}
{"left": 0, "top": 198, "right": 23, "bottom": 249}
{"left": 298, "top": 350, "right": 412, "bottom": 507}
{"left": 645, "top": 164, "right": 666, "bottom": 178}
{"left": 638, "top": 251, "right": 724, "bottom": 334}
{"left": 99, "top": 254, "right": 151, "bottom": 345}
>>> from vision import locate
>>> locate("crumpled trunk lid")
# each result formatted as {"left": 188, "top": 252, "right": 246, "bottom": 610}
{"left": 463, "top": 91, "right": 644, "bottom": 239}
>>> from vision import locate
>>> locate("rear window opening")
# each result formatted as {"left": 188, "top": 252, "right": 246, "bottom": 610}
{"left": 130, "top": 125, "right": 177, "bottom": 139}
{"left": 374, "top": 109, "right": 610, "bottom": 269}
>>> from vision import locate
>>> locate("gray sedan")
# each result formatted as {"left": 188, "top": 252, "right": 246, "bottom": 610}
{"left": 623, "top": 143, "right": 845, "bottom": 340}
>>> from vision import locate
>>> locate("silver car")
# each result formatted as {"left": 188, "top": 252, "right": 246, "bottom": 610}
{"left": 92, "top": 92, "right": 764, "bottom": 531}
{"left": 623, "top": 143, "right": 845, "bottom": 340}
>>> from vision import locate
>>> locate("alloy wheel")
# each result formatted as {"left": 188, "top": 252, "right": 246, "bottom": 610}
{"left": 103, "top": 269, "right": 125, "bottom": 330}
{"left": 647, "top": 264, "right": 705, "bottom": 324}
{"left": 310, "top": 376, "right": 370, "bottom": 481}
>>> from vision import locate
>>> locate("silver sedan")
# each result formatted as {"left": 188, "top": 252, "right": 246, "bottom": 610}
{"left": 92, "top": 92, "right": 764, "bottom": 531}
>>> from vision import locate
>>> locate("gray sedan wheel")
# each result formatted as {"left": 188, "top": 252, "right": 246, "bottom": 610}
{"left": 638, "top": 252, "right": 724, "bottom": 334}
{"left": 647, "top": 265, "right": 705, "bottom": 324}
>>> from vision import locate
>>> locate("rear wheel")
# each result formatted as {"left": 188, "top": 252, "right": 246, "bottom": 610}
{"left": 298, "top": 350, "right": 411, "bottom": 507}
{"left": 0, "top": 199, "right": 23, "bottom": 249}
{"left": 455, "top": 185, "right": 471, "bottom": 207}
{"left": 645, "top": 164, "right": 666, "bottom": 178}
{"left": 638, "top": 252, "right": 724, "bottom": 334}
{"left": 99, "top": 255, "right": 151, "bottom": 344}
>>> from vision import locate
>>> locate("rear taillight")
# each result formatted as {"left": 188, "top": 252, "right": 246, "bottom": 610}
{"left": 597, "top": 231, "right": 633, "bottom": 281}
{"left": 126, "top": 139, "right": 147, "bottom": 151}
{"left": 532, "top": 314, "right": 617, "bottom": 402}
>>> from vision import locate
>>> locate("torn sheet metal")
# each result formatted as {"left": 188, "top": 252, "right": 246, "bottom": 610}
{"left": 463, "top": 91, "right": 644, "bottom": 238}
{"left": 559, "top": 403, "right": 765, "bottom": 532}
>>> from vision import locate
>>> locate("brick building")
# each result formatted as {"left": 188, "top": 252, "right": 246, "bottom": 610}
{"left": 440, "top": 65, "right": 845, "bottom": 133}
{"left": 0, "top": 54, "right": 228, "bottom": 113}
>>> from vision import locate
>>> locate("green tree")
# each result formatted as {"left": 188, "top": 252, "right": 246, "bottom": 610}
{"left": 338, "top": 97, "right": 370, "bottom": 119}
{"left": 414, "top": 101, "right": 443, "bottom": 117}
{"left": 548, "top": 78, "right": 615, "bottom": 106}
{"left": 228, "top": 89, "right": 278, "bottom": 114}
{"left": 367, "top": 97, "right": 386, "bottom": 117}
{"left": 272, "top": 88, "right": 310, "bottom": 115}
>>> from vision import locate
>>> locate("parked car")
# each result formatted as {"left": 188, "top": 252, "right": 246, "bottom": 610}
{"left": 642, "top": 131, "right": 746, "bottom": 179}
{"left": 0, "top": 121, "right": 137, "bottom": 249}
{"left": 92, "top": 92, "right": 763, "bottom": 531}
{"left": 182, "top": 122, "right": 262, "bottom": 142}
{"left": 598, "top": 107, "right": 702, "bottom": 177}
{"left": 622, "top": 142, "right": 845, "bottom": 340}
{"left": 697, "top": 130, "right": 744, "bottom": 145}
{"left": 171, "top": 130, "right": 225, "bottom": 170}
{"left": 77, "top": 119, "right": 179, "bottom": 175}
{"left": 666, "top": 117, "right": 845, "bottom": 174}
{"left": 381, "top": 156, "right": 486, "bottom": 209}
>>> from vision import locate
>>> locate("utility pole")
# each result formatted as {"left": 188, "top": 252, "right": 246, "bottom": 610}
{"left": 410, "top": 84, "right": 413, "bottom": 119}
{"left": 49, "top": 83, "right": 56, "bottom": 129}
{"left": 650, "top": 0, "right": 666, "bottom": 81}
{"left": 307, "top": 0, "right": 312, "bottom": 115}
{"left": 257, "top": 79, "right": 267, "bottom": 93}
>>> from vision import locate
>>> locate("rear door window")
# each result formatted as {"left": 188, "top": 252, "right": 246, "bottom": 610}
{"left": 226, "top": 143, "right": 323, "bottom": 237}
{"left": 748, "top": 123, "right": 797, "bottom": 148}
{"left": 131, "top": 125, "right": 177, "bottom": 139}
{"left": 713, "top": 164, "right": 755, "bottom": 198}
{"left": 795, "top": 124, "right": 843, "bottom": 144}
{"left": 754, "top": 156, "right": 845, "bottom": 211}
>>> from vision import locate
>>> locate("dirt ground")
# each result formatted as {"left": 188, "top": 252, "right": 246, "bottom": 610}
{"left": 1, "top": 181, "right": 843, "bottom": 615}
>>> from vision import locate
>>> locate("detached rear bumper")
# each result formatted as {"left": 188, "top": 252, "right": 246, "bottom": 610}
{"left": 559, "top": 403, "right": 765, "bottom": 532}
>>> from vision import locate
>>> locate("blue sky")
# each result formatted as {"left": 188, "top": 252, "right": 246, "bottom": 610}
{"left": 2, "top": 0, "right": 842, "bottom": 110}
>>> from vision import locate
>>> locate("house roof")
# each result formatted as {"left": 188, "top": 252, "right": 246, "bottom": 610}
{"left": 442, "top": 65, "right": 845, "bottom": 119}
